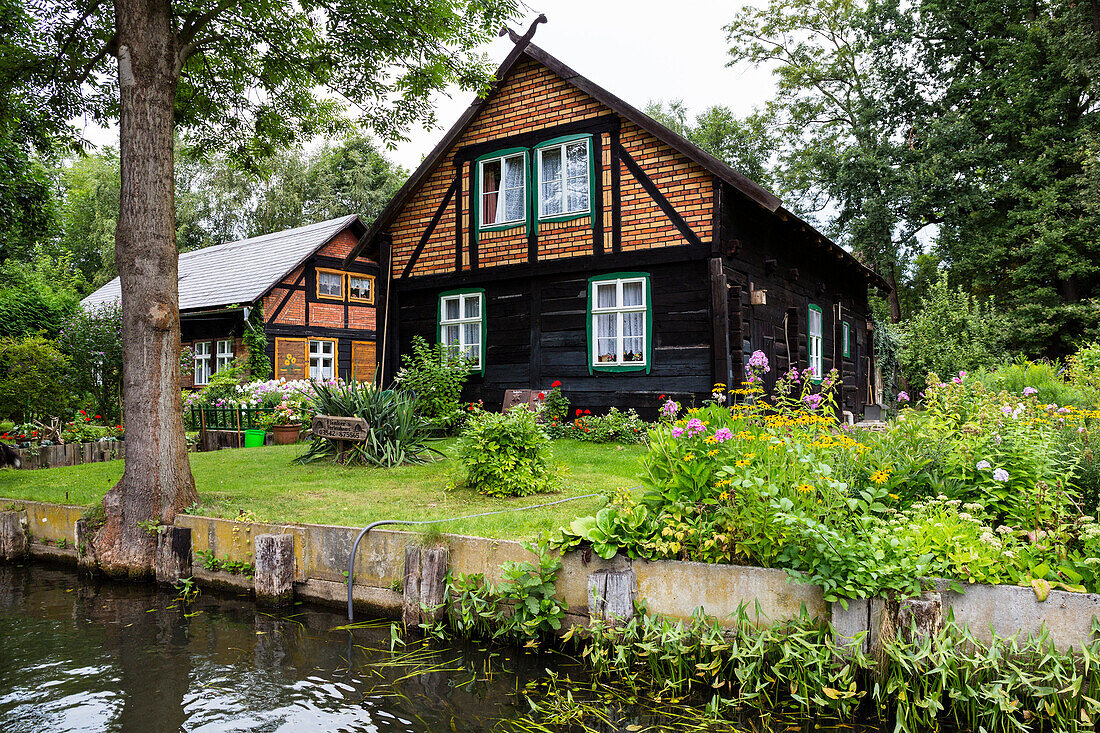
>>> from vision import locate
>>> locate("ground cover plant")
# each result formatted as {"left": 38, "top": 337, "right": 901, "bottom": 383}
{"left": 0, "top": 439, "right": 641, "bottom": 539}
{"left": 546, "top": 406, "right": 649, "bottom": 444}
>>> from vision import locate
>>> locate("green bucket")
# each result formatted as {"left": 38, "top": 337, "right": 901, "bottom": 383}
{"left": 244, "top": 429, "right": 266, "bottom": 448}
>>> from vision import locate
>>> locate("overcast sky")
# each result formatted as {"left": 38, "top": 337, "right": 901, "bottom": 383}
{"left": 77, "top": 0, "right": 776, "bottom": 171}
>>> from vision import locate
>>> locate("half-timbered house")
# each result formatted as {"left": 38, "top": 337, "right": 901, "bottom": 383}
{"left": 348, "top": 25, "right": 888, "bottom": 418}
{"left": 83, "top": 215, "right": 380, "bottom": 387}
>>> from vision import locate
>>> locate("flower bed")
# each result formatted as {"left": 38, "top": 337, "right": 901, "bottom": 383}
{"left": 554, "top": 353, "right": 1100, "bottom": 604}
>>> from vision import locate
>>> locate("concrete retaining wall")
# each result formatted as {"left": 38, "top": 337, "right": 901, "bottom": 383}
{"left": 5, "top": 496, "right": 1100, "bottom": 646}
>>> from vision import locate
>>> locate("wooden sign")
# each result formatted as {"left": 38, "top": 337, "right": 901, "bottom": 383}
{"left": 502, "top": 389, "right": 541, "bottom": 412}
{"left": 311, "top": 415, "right": 369, "bottom": 441}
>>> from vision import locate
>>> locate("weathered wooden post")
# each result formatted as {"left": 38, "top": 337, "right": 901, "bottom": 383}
{"left": 0, "top": 510, "right": 28, "bottom": 561}
{"left": 588, "top": 569, "right": 635, "bottom": 625}
{"left": 419, "top": 546, "right": 449, "bottom": 625}
{"left": 402, "top": 545, "right": 422, "bottom": 626}
{"left": 155, "top": 526, "right": 192, "bottom": 585}
{"left": 254, "top": 533, "right": 295, "bottom": 606}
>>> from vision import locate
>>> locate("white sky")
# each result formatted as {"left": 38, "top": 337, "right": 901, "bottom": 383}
{"left": 78, "top": 0, "right": 776, "bottom": 172}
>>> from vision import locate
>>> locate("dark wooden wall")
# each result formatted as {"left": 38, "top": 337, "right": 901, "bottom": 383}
{"left": 720, "top": 186, "right": 877, "bottom": 415}
{"left": 395, "top": 259, "right": 713, "bottom": 417}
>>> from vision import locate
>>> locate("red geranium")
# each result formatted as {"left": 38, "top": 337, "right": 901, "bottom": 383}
{"left": 94, "top": 415, "right": 102, "bottom": 419}
{"left": 659, "top": 394, "right": 665, "bottom": 400}
{"left": 537, "top": 392, "right": 545, "bottom": 399}
{"left": 575, "top": 409, "right": 582, "bottom": 416}
{"left": 583, "top": 409, "right": 591, "bottom": 415}
{"left": 551, "top": 380, "right": 561, "bottom": 388}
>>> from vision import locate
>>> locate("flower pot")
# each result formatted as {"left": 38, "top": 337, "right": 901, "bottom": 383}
{"left": 272, "top": 423, "right": 301, "bottom": 445}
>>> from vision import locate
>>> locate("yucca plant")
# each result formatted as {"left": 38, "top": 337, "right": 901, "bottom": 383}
{"left": 294, "top": 380, "right": 441, "bottom": 467}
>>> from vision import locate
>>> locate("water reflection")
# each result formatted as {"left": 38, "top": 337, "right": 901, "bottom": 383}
{"left": 0, "top": 564, "right": 546, "bottom": 732}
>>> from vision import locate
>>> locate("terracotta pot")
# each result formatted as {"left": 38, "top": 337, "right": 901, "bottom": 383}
{"left": 271, "top": 423, "right": 301, "bottom": 445}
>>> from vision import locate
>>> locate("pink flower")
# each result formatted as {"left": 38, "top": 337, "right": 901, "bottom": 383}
{"left": 685, "top": 418, "right": 706, "bottom": 436}
{"left": 1023, "top": 387, "right": 1038, "bottom": 396}
{"left": 671, "top": 426, "right": 684, "bottom": 438}
{"left": 713, "top": 428, "right": 733, "bottom": 443}
{"left": 897, "top": 391, "right": 910, "bottom": 402}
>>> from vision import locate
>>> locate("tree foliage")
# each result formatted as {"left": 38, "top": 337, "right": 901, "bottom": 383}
{"left": 57, "top": 300, "right": 124, "bottom": 424}
{"left": 0, "top": 335, "right": 70, "bottom": 422}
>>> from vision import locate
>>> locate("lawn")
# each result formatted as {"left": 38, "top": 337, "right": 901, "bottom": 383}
{"left": 0, "top": 439, "right": 645, "bottom": 540}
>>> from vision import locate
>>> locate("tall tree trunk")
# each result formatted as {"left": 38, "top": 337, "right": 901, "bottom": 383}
{"left": 89, "top": 0, "right": 197, "bottom": 578}
{"left": 885, "top": 262, "right": 903, "bottom": 323}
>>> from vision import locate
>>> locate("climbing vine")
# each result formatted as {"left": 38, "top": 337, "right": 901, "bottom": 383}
{"left": 243, "top": 304, "right": 271, "bottom": 380}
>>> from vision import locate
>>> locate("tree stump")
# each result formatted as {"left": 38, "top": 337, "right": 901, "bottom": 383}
{"left": 254, "top": 533, "right": 295, "bottom": 606}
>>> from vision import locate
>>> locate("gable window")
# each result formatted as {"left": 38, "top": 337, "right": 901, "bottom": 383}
{"left": 309, "top": 339, "right": 336, "bottom": 380}
{"left": 317, "top": 269, "right": 343, "bottom": 300}
{"left": 589, "top": 275, "right": 650, "bottom": 369}
{"left": 538, "top": 137, "right": 590, "bottom": 219}
{"left": 479, "top": 152, "right": 525, "bottom": 227}
{"left": 215, "top": 339, "right": 234, "bottom": 372}
{"left": 841, "top": 321, "right": 851, "bottom": 359}
{"left": 808, "top": 305, "right": 823, "bottom": 381}
{"left": 194, "top": 341, "right": 212, "bottom": 386}
{"left": 348, "top": 275, "right": 373, "bottom": 303}
{"left": 439, "top": 290, "right": 484, "bottom": 371}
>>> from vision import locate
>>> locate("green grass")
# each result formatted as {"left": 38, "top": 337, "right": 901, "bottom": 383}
{"left": 0, "top": 439, "right": 645, "bottom": 540}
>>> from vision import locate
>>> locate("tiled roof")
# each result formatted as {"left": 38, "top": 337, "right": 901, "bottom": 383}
{"left": 82, "top": 215, "right": 359, "bottom": 312}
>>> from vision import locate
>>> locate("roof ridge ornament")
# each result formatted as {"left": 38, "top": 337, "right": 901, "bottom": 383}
{"left": 499, "top": 14, "right": 546, "bottom": 46}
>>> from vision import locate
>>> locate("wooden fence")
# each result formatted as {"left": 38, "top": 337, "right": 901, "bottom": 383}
{"left": 16, "top": 441, "right": 126, "bottom": 470}
{"left": 189, "top": 406, "right": 272, "bottom": 431}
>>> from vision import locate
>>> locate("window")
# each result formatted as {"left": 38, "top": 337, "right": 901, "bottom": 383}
{"left": 479, "top": 152, "right": 525, "bottom": 228}
{"left": 591, "top": 276, "right": 648, "bottom": 367}
{"left": 808, "top": 305, "right": 823, "bottom": 380}
{"left": 317, "top": 269, "right": 343, "bottom": 300}
{"left": 194, "top": 341, "right": 212, "bottom": 385}
{"left": 215, "top": 339, "right": 234, "bottom": 372}
{"left": 842, "top": 321, "right": 851, "bottom": 359}
{"left": 309, "top": 339, "right": 336, "bottom": 380}
{"left": 348, "top": 275, "right": 373, "bottom": 303}
{"left": 439, "top": 291, "right": 483, "bottom": 370}
{"left": 538, "top": 138, "right": 589, "bottom": 219}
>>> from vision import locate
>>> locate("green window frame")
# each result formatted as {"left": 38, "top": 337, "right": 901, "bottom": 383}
{"left": 437, "top": 288, "right": 487, "bottom": 376}
{"left": 842, "top": 321, "right": 851, "bottom": 359}
{"left": 473, "top": 147, "right": 529, "bottom": 235}
{"left": 808, "top": 304, "right": 823, "bottom": 382}
{"left": 586, "top": 272, "right": 653, "bottom": 375}
{"left": 534, "top": 133, "right": 595, "bottom": 223}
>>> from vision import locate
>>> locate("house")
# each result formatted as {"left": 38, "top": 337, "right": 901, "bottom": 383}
{"left": 83, "top": 215, "right": 380, "bottom": 388}
{"left": 344, "top": 23, "right": 889, "bottom": 418}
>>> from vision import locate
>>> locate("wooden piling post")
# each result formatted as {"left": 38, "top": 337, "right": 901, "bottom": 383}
{"left": 155, "top": 526, "right": 192, "bottom": 585}
{"left": 401, "top": 545, "right": 422, "bottom": 627}
{"left": 254, "top": 533, "right": 295, "bottom": 606}
{"left": 419, "top": 546, "right": 449, "bottom": 625}
{"left": 588, "top": 569, "right": 635, "bottom": 625}
{"left": 0, "top": 511, "right": 28, "bottom": 561}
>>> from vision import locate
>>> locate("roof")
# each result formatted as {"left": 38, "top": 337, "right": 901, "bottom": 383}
{"left": 345, "top": 27, "right": 887, "bottom": 291}
{"left": 82, "top": 215, "right": 364, "bottom": 313}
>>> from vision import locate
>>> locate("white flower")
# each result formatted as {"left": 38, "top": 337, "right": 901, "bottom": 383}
{"left": 992, "top": 468, "right": 1009, "bottom": 482}
{"left": 976, "top": 460, "right": 991, "bottom": 471}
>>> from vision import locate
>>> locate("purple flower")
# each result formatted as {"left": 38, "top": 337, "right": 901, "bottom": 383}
{"left": 803, "top": 394, "right": 822, "bottom": 410}
{"left": 671, "top": 426, "right": 684, "bottom": 438}
{"left": 660, "top": 399, "right": 678, "bottom": 418}
{"left": 1023, "top": 387, "right": 1038, "bottom": 396}
{"left": 713, "top": 428, "right": 733, "bottom": 443}
{"left": 747, "top": 350, "right": 771, "bottom": 373}
{"left": 897, "top": 391, "right": 910, "bottom": 402}
{"left": 992, "top": 468, "right": 1009, "bottom": 482}
{"left": 685, "top": 418, "right": 706, "bottom": 436}
{"left": 1002, "top": 405, "right": 1014, "bottom": 417}
{"left": 976, "top": 460, "right": 991, "bottom": 471}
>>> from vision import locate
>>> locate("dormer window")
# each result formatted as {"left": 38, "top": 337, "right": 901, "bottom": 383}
{"left": 479, "top": 152, "right": 526, "bottom": 228}
{"left": 538, "top": 137, "right": 590, "bottom": 219}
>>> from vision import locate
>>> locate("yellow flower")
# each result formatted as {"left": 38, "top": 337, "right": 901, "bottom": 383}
{"left": 719, "top": 491, "right": 730, "bottom": 501}
{"left": 684, "top": 453, "right": 696, "bottom": 462}
{"left": 888, "top": 493, "right": 900, "bottom": 500}
{"left": 744, "top": 452, "right": 756, "bottom": 459}
{"left": 797, "top": 483, "right": 813, "bottom": 493}
{"left": 735, "top": 459, "right": 750, "bottom": 468}
{"left": 870, "top": 469, "right": 890, "bottom": 485}
{"left": 706, "top": 449, "right": 720, "bottom": 457}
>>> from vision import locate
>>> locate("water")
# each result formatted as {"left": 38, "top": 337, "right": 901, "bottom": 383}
{"left": 0, "top": 564, "right": 555, "bottom": 732}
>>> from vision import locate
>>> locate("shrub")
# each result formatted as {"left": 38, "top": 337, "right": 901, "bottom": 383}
{"left": 0, "top": 335, "right": 71, "bottom": 421}
{"left": 896, "top": 276, "right": 1009, "bottom": 390}
{"left": 396, "top": 335, "right": 474, "bottom": 433}
{"left": 296, "top": 380, "right": 440, "bottom": 467}
{"left": 58, "top": 300, "right": 123, "bottom": 422}
{"left": 541, "top": 380, "right": 569, "bottom": 422}
{"left": 457, "top": 406, "right": 558, "bottom": 497}
{"left": 975, "top": 357, "right": 1096, "bottom": 409}
{"left": 1068, "top": 340, "right": 1100, "bottom": 394}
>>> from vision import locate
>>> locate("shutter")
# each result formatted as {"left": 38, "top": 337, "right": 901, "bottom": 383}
{"left": 275, "top": 337, "right": 308, "bottom": 380}
{"left": 351, "top": 340, "right": 377, "bottom": 383}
